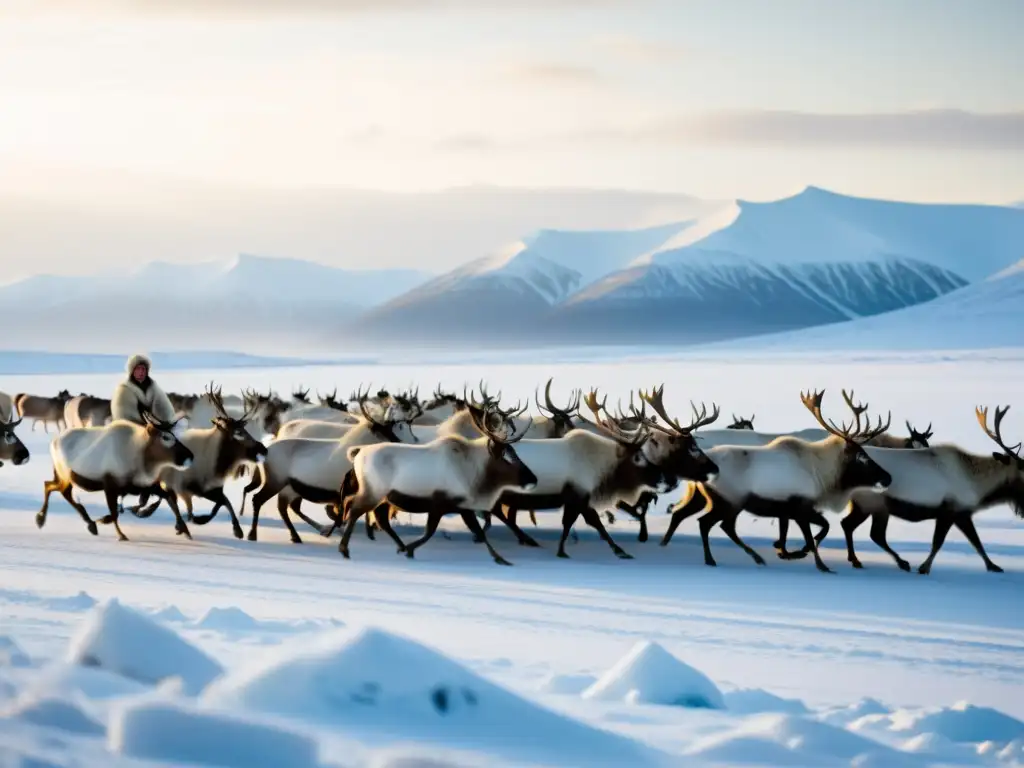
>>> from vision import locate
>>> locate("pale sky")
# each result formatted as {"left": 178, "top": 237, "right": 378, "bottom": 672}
{"left": 1, "top": 0, "right": 1023, "bottom": 203}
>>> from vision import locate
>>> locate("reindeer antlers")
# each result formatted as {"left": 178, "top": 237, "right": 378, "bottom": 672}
{"left": 639, "top": 385, "right": 720, "bottom": 434}
{"left": 535, "top": 377, "right": 581, "bottom": 422}
{"left": 976, "top": 405, "right": 1021, "bottom": 458}
{"left": 800, "top": 389, "right": 891, "bottom": 443}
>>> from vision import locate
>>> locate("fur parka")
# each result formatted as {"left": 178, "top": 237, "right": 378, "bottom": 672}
{"left": 111, "top": 353, "right": 175, "bottom": 424}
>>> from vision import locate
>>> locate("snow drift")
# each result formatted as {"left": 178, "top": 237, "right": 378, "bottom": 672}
{"left": 109, "top": 699, "right": 320, "bottom": 768}
{"left": 66, "top": 599, "right": 224, "bottom": 695}
{"left": 581, "top": 640, "right": 725, "bottom": 709}
{"left": 203, "top": 626, "right": 671, "bottom": 768}
{"left": 682, "top": 712, "right": 922, "bottom": 767}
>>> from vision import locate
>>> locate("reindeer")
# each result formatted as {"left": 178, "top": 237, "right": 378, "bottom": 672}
{"left": 167, "top": 392, "right": 200, "bottom": 418}
{"left": 0, "top": 416, "right": 29, "bottom": 468}
{"left": 339, "top": 404, "right": 539, "bottom": 565}
{"left": 38, "top": 407, "right": 194, "bottom": 540}
{"left": 14, "top": 390, "right": 73, "bottom": 432}
{"left": 125, "top": 384, "right": 268, "bottom": 540}
{"left": 771, "top": 391, "right": 934, "bottom": 555}
{"left": 0, "top": 391, "right": 13, "bottom": 423}
{"left": 663, "top": 389, "right": 893, "bottom": 573}
{"left": 840, "top": 405, "right": 1023, "bottom": 574}
{"left": 243, "top": 388, "right": 422, "bottom": 544}
{"left": 64, "top": 395, "right": 112, "bottom": 429}
{"left": 479, "top": 390, "right": 711, "bottom": 560}
{"left": 727, "top": 414, "right": 756, "bottom": 430}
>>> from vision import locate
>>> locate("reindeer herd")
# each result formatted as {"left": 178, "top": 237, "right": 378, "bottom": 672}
{"left": 0, "top": 378, "right": 1021, "bottom": 575}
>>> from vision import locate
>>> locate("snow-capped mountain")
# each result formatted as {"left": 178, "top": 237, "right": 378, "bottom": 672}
{"left": 353, "top": 221, "right": 696, "bottom": 342}
{"left": 0, "top": 255, "right": 431, "bottom": 354}
{"left": 703, "top": 256, "right": 1024, "bottom": 352}
{"left": 353, "top": 187, "right": 1024, "bottom": 347}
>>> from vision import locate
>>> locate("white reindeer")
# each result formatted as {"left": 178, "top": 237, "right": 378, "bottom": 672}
{"left": 840, "top": 405, "right": 1024, "bottom": 574}
{"left": 38, "top": 408, "right": 194, "bottom": 541}
{"left": 664, "top": 389, "right": 894, "bottom": 573}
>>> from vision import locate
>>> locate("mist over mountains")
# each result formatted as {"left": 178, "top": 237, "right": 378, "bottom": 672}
{"left": 3, "top": 185, "right": 1024, "bottom": 355}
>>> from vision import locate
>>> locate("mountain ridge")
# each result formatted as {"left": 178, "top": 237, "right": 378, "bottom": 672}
{"left": 350, "top": 186, "right": 1024, "bottom": 348}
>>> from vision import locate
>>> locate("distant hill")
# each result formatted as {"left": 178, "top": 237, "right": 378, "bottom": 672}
{"left": 352, "top": 187, "right": 1024, "bottom": 348}
{"left": 701, "top": 257, "right": 1024, "bottom": 352}
{"left": 0, "top": 255, "right": 430, "bottom": 355}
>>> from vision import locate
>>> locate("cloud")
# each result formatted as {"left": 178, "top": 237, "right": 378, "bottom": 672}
{"left": 433, "top": 134, "right": 499, "bottom": 151}
{"left": 431, "top": 109, "right": 1024, "bottom": 153}
{"left": 559, "top": 109, "right": 1024, "bottom": 151}
{"left": 590, "top": 34, "right": 688, "bottom": 62}
{"left": 347, "top": 125, "right": 388, "bottom": 144}
{"left": 502, "top": 62, "right": 605, "bottom": 85}
{"left": 16, "top": 0, "right": 630, "bottom": 17}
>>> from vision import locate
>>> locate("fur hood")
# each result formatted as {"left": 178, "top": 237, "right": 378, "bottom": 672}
{"left": 125, "top": 353, "right": 153, "bottom": 376}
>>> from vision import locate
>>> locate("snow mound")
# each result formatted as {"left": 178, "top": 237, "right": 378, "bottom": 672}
{"left": 109, "top": 699, "right": 319, "bottom": 768}
{"left": 581, "top": 641, "right": 725, "bottom": 709}
{"left": 195, "top": 606, "right": 264, "bottom": 632}
{"left": 817, "top": 697, "right": 892, "bottom": 727}
{"left": 67, "top": 598, "right": 224, "bottom": 695}
{"left": 2, "top": 692, "right": 104, "bottom": 736}
{"left": 538, "top": 673, "right": 598, "bottom": 696}
{"left": 46, "top": 591, "right": 97, "bottom": 611}
{"left": 683, "top": 712, "right": 921, "bottom": 767}
{"left": 149, "top": 605, "right": 189, "bottom": 624}
{"left": 203, "top": 627, "right": 668, "bottom": 767}
{"left": 723, "top": 688, "right": 810, "bottom": 715}
{"left": 885, "top": 701, "right": 1024, "bottom": 744}
{"left": 27, "top": 662, "right": 149, "bottom": 704}
{"left": 193, "top": 606, "right": 345, "bottom": 635}
{"left": 0, "top": 637, "right": 30, "bottom": 669}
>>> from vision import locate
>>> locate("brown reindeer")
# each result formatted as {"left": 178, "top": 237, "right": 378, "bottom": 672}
{"left": 15, "top": 390, "right": 73, "bottom": 432}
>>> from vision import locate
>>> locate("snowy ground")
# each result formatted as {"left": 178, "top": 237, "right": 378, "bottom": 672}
{"left": 2, "top": 353, "right": 1023, "bottom": 767}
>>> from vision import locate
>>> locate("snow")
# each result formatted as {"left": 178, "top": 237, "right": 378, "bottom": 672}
{"left": 581, "top": 640, "right": 725, "bottom": 709}
{"left": 2, "top": 693, "right": 104, "bottom": 736}
{"left": 203, "top": 626, "right": 667, "bottom": 768}
{"left": 66, "top": 599, "right": 224, "bottom": 696}
{"left": 683, "top": 712, "right": 921, "bottom": 766}
{"left": 354, "top": 188, "right": 1023, "bottom": 348}
{"left": 710, "top": 256, "right": 1024, "bottom": 352}
{"left": 109, "top": 699, "right": 320, "bottom": 768}
{"left": 1, "top": 351, "right": 1023, "bottom": 767}
{"left": 647, "top": 186, "right": 1024, "bottom": 278}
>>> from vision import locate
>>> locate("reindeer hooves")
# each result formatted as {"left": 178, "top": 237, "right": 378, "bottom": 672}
{"left": 319, "top": 526, "right": 334, "bottom": 538}
{"left": 637, "top": 532, "right": 649, "bottom": 543}
{"left": 493, "top": 556, "right": 513, "bottom": 566}
{"left": 614, "top": 550, "right": 633, "bottom": 560}
{"left": 35, "top": 512, "right": 46, "bottom": 530}
{"left": 850, "top": 560, "right": 864, "bottom": 569}
{"left": 815, "top": 563, "right": 833, "bottom": 574}
{"left": 246, "top": 530, "right": 258, "bottom": 542}
{"left": 405, "top": 549, "right": 417, "bottom": 560}
{"left": 778, "top": 549, "right": 809, "bottom": 561}
{"left": 289, "top": 535, "right": 303, "bottom": 544}
{"left": 232, "top": 525, "right": 244, "bottom": 540}
{"left": 556, "top": 551, "right": 570, "bottom": 559}
{"left": 86, "top": 521, "right": 98, "bottom": 536}
{"left": 518, "top": 538, "right": 541, "bottom": 548}
{"left": 752, "top": 554, "right": 767, "bottom": 566}
{"left": 986, "top": 562, "right": 1004, "bottom": 573}
{"left": 895, "top": 560, "right": 911, "bottom": 572}
{"left": 704, "top": 558, "right": 717, "bottom": 567}
{"left": 917, "top": 564, "right": 931, "bottom": 575}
